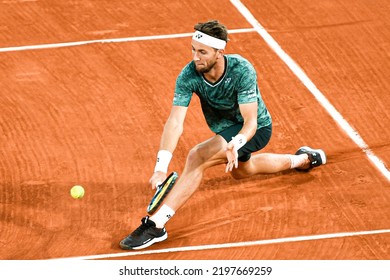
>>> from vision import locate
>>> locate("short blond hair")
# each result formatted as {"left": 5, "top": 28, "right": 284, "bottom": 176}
{"left": 194, "top": 20, "right": 228, "bottom": 42}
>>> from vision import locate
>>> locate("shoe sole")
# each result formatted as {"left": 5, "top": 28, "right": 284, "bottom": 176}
{"left": 119, "top": 232, "right": 168, "bottom": 250}
{"left": 300, "top": 146, "right": 327, "bottom": 165}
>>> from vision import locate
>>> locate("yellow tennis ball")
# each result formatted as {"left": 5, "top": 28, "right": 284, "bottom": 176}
{"left": 70, "top": 185, "right": 85, "bottom": 199}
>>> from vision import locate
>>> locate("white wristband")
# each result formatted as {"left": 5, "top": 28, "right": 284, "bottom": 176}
{"left": 154, "top": 150, "right": 172, "bottom": 173}
{"left": 230, "top": 134, "right": 247, "bottom": 151}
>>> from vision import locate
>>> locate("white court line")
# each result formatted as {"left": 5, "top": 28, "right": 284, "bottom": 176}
{"left": 0, "top": 28, "right": 255, "bottom": 53}
{"left": 55, "top": 228, "right": 390, "bottom": 260}
{"left": 231, "top": 0, "right": 390, "bottom": 182}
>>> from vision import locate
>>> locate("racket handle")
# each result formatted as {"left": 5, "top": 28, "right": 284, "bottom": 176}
{"left": 153, "top": 182, "right": 162, "bottom": 194}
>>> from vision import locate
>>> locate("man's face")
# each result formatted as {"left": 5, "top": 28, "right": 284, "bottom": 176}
{"left": 191, "top": 40, "right": 222, "bottom": 73}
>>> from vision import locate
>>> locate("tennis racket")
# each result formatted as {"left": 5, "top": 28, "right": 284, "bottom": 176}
{"left": 147, "top": 171, "right": 178, "bottom": 214}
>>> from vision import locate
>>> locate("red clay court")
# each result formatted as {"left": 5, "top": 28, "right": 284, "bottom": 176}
{"left": 0, "top": 0, "right": 389, "bottom": 262}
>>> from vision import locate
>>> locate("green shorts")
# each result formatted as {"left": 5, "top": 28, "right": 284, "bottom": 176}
{"left": 218, "top": 123, "right": 272, "bottom": 162}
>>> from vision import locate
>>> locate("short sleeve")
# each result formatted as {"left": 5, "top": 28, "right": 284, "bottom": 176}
{"left": 173, "top": 65, "right": 194, "bottom": 107}
{"left": 237, "top": 62, "right": 258, "bottom": 104}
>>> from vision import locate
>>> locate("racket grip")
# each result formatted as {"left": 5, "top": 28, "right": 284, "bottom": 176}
{"left": 153, "top": 181, "right": 163, "bottom": 194}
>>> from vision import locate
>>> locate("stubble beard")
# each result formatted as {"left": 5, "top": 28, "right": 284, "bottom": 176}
{"left": 196, "top": 60, "right": 217, "bottom": 74}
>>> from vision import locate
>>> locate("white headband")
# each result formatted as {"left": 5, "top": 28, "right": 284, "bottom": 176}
{"left": 192, "top": 30, "right": 227, "bottom": 50}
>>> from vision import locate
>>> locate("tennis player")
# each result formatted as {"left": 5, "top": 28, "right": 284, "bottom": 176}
{"left": 120, "top": 20, "right": 326, "bottom": 250}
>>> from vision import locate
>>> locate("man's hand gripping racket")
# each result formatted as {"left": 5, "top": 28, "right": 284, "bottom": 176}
{"left": 147, "top": 171, "right": 178, "bottom": 214}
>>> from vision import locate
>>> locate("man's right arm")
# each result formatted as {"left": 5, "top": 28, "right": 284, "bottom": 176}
{"left": 159, "top": 105, "right": 188, "bottom": 152}
{"left": 149, "top": 105, "right": 188, "bottom": 188}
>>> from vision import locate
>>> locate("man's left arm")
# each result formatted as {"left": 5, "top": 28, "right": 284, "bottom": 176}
{"left": 237, "top": 102, "right": 258, "bottom": 141}
{"left": 225, "top": 102, "right": 258, "bottom": 172}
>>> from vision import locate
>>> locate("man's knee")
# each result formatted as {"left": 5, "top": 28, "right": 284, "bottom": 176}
{"left": 231, "top": 169, "right": 248, "bottom": 179}
{"left": 230, "top": 162, "right": 252, "bottom": 179}
{"left": 186, "top": 145, "right": 207, "bottom": 167}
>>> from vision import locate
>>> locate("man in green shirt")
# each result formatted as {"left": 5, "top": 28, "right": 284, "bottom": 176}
{"left": 120, "top": 20, "right": 326, "bottom": 250}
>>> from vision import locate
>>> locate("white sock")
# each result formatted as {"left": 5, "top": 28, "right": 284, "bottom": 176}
{"left": 289, "top": 154, "right": 308, "bottom": 169}
{"left": 150, "top": 204, "right": 175, "bottom": 228}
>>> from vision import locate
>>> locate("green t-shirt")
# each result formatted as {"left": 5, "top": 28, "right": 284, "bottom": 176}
{"left": 173, "top": 54, "right": 272, "bottom": 133}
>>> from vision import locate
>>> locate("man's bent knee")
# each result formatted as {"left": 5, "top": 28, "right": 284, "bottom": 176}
{"left": 230, "top": 161, "right": 253, "bottom": 179}
{"left": 230, "top": 167, "right": 251, "bottom": 179}
{"left": 186, "top": 145, "right": 210, "bottom": 168}
{"left": 186, "top": 139, "right": 227, "bottom": 170}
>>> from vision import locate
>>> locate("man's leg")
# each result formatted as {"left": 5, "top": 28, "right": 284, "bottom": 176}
{"left": 231, "top": 147, "right": 326, "bottom": 179}
{"left": 231, "top": 153, "right": 302, "bottom": 179}
{"left": 119, "top": 135, "right": 228, "bottom": 250}
{"left": 152, "top": 135, "right": 227, "bottom": 215}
